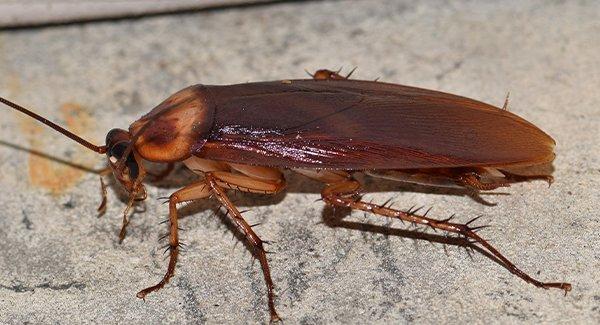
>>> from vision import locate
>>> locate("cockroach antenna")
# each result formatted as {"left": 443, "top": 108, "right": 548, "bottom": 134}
{"left": 0, "top": 96, "right": 107, "bottom": 154}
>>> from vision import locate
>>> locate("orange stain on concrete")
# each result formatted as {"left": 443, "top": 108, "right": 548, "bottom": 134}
{"left": 21, "top": 102, "right": 99, "bottom": 195}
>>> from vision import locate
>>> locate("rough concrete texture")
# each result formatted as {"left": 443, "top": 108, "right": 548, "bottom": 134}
{"left": 0, "top": 1, "right": 598, "bottom": 324}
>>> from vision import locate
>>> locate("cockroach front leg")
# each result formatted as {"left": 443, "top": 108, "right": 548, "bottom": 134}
{"left": 137, "top": 181, "right": 212, "bottom": 299}
{"left": 319, "top": 178, "right": 571, "bottom": 293}
{"left": 118, "top": 172, "right": 148, "bottom": 243}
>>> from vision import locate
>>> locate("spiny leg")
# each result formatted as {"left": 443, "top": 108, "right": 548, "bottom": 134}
{"left": 118, "top": 190, "right": 149, "bottom": 243}
{"left": 137, "top": 180, "right": 212, "bottom": 299}
{"left": 456, "top": 167, "right": 553, "bottom": 190}
{"left": 457, "top": 172, "right": 510, "bottom": 191}
{"left": 500, "top": 170, "right": 554, "bottom": 187}
{"left": 205, "top": 171, "right": 284, "bottom": 322}
{"left": 94, "top": 175, "right": 133, "bottom": 239}
{"left": 141, "top": 161, "right": 285, "bottom": 321}
{"left": 319, "top": 178, "right": 571, "bottom": 293}
{"left": 97, "top": 177, "right": 108, "bottom": 216}
{"left": 118, "top": 194, "right": 137, "bottom": 243}
{"left": 118, "top": 175, "right": 147, "bottom": 243}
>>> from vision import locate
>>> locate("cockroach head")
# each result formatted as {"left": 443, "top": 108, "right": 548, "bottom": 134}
{"left": 105, "top": 128, "right": 147, "bottom": 200}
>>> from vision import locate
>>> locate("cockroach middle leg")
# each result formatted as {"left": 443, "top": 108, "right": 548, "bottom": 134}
{"left": 500, "top": 170, "right": 554, "bottom": 187}
{"left": 204, "top": 172, "right": 283, "bottom": 323}
{"left": 137, "top": 180, "right": 212, "bottom": 299}
{"left": 316, "top": 177, "right": 571, "bottom": 293}
{"left": 118, "top": 170, "right": 147, "bottom": 243}
{"left": 138, "top": 162, "right": 285, "bottom": 321}
{"left": 457, "top": 172, "right": 510, "bottom": 191}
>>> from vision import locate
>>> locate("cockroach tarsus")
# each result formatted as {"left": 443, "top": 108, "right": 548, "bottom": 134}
{"left": 1, "top": 69, "right": 571, "bottom": 323}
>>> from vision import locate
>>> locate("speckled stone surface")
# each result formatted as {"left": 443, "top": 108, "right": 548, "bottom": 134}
{"left": 0, "top": 1, "right": 598, "bottom": 324}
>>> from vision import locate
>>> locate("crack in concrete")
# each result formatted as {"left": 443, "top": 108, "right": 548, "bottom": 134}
{"left": 0, "top": 281, "right": 86, "bottom": 293}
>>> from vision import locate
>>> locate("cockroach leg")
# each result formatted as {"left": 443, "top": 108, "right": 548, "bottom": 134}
{"left": 97, "top": 168, "right": 113, "bottom": 216}
{"left": 207, "top": 171, "right": 284, "bottom": 194}
{"left": 137, "top": 180, "right": 212, "bottom": 299}
{"left": 502, "top": 91, "right": 511, "bottom": 110}
{"left": 98, "top": 167, "right": 112, "bottom": 176}
{"left": 118, "top": 169, "right": 147, "bottom": 243}
{"left": 293, "top": 168, "right": 350, "bottom": 183}
{"left": 205, "top": 173, "right": 281, "bottom": 323}
{"left": 457, "top": 172, "right": 510, "bottom": 191}
{"left": 97, "top": 177, "right": 108, "bottom": 216}
{"left": 500, "top": 170, "right": 554, "bottom": 187}
{"left": 319, "top": 178, "right": 571, "bottom": 293}
{"left": 138, "top": 163, "right": 285, "bottom": 321}
{"left": 228, "top": 163, "right": 284, "bottom": 182}
{"left": 118, "top": 193, "right": 138, "bottom": 243}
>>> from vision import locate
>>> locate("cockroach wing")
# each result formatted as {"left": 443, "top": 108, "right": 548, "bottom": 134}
{"left": 196, "top": 80, "right": 555, "bottom": 169}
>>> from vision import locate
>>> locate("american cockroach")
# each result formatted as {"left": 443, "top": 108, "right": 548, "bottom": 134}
{"left": 1, "top": 69, "right": 571, "bottom": 322}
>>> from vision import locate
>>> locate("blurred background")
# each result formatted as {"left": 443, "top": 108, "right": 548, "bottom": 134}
{"left": 0, "top": 1, "right": 598, "bottom": 324}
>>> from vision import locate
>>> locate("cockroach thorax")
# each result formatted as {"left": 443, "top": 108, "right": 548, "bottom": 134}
{"left": 129, "top": 85, "right": 214, "bottom": 162}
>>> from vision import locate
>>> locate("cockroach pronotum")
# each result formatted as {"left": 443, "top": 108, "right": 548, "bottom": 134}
{"left": 1, "top": 69, "right": 571, "bottom": 322}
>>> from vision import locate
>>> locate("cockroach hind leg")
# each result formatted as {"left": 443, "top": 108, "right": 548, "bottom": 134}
{"left": 458, "top": 173, "right": 510, "bottom": 191}
{"left": 500, "top": 170, "right": 554, "bottom": 187}
{"left": 467, "top": 190, "right": 499, "bottom": 206}
{"left": 320, "top": 179, "right": 571, "bottom": 294}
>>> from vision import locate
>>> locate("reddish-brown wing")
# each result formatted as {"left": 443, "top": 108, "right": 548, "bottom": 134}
{"left": 195, "top": 80, "right": 554, "bottom": 169}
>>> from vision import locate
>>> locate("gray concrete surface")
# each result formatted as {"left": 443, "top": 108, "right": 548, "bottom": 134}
{"left": 0, "top": 0, "right": 598, "bottom": 323}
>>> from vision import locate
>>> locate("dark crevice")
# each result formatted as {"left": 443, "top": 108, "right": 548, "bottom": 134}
{"left": 0, "top": 0, "right": 330, "bottom": 31}
{"left": 0, "top": 281, "right": 86, "bottom": 293}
